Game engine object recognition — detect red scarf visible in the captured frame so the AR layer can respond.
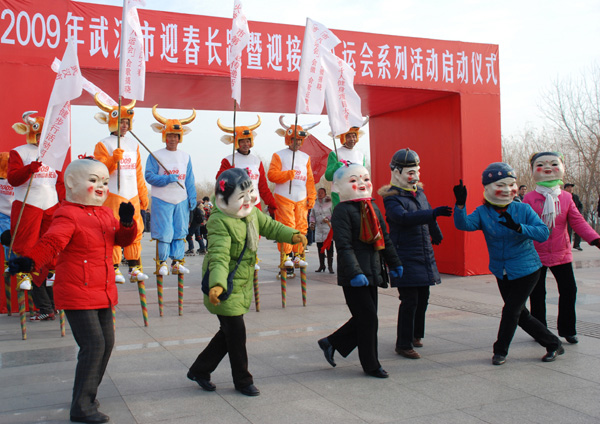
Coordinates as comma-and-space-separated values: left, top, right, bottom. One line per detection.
356, 199, 385, 251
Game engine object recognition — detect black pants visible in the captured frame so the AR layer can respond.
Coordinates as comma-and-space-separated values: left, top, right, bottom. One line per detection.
529, 263, 577, 337
31, 281, 54, 314
493, 270, 560, 356
396, 286, 430, 349
189, 314, 253, 388
327, 285, 380, 373
65, 308, 114, 418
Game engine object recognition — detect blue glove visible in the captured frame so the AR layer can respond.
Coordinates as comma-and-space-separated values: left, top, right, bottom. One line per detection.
167, 174, 179, 184
350, 274, 369, 287
389, 266, 403, 279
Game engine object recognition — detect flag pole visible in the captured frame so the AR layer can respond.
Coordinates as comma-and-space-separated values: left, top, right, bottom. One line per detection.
117, 96, 122, 194
232, 100, 237, 167
128, 130, 185, 190
289, 114, 299, 194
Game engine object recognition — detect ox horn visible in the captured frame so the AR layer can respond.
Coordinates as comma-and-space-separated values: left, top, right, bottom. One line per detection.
278, 115, 290, 130
123, 99, 136, 110
94, 93, 113, 112
179, 109, 196, 125
22, 111, 38, 125
152, 105, 167, 124
216, 118, 234, 134
302, 121, 321, 131
248, 115, 261, 131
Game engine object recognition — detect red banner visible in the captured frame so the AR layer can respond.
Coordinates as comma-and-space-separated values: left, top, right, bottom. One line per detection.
0, 0, 499, 95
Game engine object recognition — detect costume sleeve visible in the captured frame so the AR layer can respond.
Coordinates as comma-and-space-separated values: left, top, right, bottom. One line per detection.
55, 171, 65, 202
7, 150, 32, 187
519, 203, 550, 242
453, 205, 482, 232
144, 154, 171, 187
93, 141, 119, 174
216, 157, 233, 180
566, 197, 599, 243
185, 157, 196, 210
256, 208, 297, 243
115, 220, 138, 247
25, 212, 76, 270
267, 153, 295, 183
136, 147, 149, 210
324, 151, 341, 182
306, 158, 316, 210
257, 162, 277, 210
383, 192, 436, 226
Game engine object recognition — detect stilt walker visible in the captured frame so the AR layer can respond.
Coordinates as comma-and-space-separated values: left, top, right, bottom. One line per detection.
145, 106, 197, 318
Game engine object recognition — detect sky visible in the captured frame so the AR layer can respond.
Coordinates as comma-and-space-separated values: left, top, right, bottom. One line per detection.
72, 0, 600, 183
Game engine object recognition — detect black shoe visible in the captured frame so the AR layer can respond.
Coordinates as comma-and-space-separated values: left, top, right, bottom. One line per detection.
187, 371, 216, 391
315, 266, 325, 273
70, 411, 110, 423
236, 384, 260, 396
565, 335, 579, 344
318, 337, 336, 367
574, 246, 583, 251
542, 345, 565, 362
366, 367, 389, 378
492, 354, 506, 365
328, 268, 334, 274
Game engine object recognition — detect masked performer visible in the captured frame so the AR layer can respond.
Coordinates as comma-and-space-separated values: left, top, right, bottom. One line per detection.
9, 158, 137, 423
188, 168, 306, 396
378, 149, 452, 359
453, 162, 563, 365
524, 152, 600, 344
145, 106, 197, 276
267, 116, 318, 276
324, 118, 369, 207
93, 95, 149, 284
9, 111, 64, 320
317, 163, 402, 378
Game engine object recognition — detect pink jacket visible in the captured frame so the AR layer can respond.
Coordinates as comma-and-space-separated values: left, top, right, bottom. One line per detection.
523, 190, 599, 267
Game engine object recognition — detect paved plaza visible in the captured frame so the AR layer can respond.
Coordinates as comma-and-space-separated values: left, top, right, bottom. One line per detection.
2, 236, 600, 423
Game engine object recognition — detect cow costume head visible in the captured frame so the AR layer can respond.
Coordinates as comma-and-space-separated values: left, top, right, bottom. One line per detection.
275, 115, 320, 149
93, 93, 135, 133
12, 111, 44, 145
151, 105, 196, 143
217, 115, 261, 150
332, 116, 369, 148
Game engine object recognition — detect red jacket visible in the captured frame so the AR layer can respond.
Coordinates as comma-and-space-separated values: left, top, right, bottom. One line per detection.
26, 201, 137, 310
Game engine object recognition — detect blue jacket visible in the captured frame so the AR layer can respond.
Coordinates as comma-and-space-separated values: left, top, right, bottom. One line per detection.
379, 185, 441, 287
453, 201, 549, 280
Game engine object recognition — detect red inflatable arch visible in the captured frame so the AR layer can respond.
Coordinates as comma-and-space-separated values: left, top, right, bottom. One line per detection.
0, 0, 500, 312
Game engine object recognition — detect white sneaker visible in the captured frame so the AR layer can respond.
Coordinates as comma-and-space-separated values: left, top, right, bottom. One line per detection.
129, 266, 149, 282
171, 262, 190, 274
17, 273, 32, 290
115, 269, 126, 284
158, 262, 169, 276
254, 263, 261, 271
283, 256, 294, 267
293, 256, 308, 267
46, 273, 55, 287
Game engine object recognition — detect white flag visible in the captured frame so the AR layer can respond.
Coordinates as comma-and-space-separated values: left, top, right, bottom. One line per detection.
38, 39, 83, 171
52, 58, 117, 106
229, 0, 250, 105
295, 18, 341, 115
119, 0, 146, 100
321, 46, 364, 136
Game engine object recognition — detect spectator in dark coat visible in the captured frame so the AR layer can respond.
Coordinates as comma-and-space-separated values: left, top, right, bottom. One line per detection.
317, 163, 402, 378
564, 183, 583, 250
378, 149, 452, 359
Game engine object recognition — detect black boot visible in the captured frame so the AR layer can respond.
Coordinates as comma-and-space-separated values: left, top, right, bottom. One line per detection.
327, 256, 334, 274
315, 251, 326, 272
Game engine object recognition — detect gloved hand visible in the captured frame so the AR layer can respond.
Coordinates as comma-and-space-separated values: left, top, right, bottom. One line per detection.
291, 233, 308, 249
167, 174, 179, 184
113, 148, 124, 162
0, 229, 11, 246
350, 274, 369, 287
453, 179, 467, 206
433, 206, 453, 217
209, 286, 224, 305
8, 257, 34, 275
287, 170, 296, 181
29, 160, 42, 174
119, 202, 135, 226
591, 239, 600, 249
498, 211, 522, 233
389, 266, 403, 279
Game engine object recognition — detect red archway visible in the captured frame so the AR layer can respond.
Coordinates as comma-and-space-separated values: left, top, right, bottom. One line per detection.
0, 0, 500, 311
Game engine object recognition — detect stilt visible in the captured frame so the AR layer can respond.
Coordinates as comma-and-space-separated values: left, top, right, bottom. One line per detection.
59, 310, 65, 337
4, 268, 11, 316
137, 281, 149, 326
18, 289, 26, 340
177, 272, 184, 316
280, 252, 287, 308
154, 240, 164, 317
